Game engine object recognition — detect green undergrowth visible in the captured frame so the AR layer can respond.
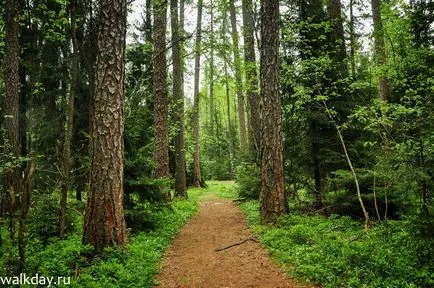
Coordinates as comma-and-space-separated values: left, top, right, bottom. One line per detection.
239, 200, 434, 288
0, 187, 203, 288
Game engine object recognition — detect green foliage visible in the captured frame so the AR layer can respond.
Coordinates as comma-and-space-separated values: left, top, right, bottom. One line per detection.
124, 177, 172, 232
0, 187, 202, 287
26, 194, 83, 243
73, 199, 198, 287
235, 163, 260, 199
240, 201, 434, 288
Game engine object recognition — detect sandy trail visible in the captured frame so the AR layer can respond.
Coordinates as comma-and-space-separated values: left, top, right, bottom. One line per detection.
155, 192, 309, 288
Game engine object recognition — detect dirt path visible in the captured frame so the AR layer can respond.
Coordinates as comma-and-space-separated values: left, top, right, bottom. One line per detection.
154, 191, 309, 288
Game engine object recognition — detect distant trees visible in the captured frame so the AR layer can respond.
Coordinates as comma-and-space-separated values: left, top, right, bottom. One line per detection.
83, 0, 127, 252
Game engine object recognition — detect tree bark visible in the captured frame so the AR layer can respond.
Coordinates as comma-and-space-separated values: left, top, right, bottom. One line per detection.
2, 0, 21, 240
259, 0, 288, 223
83, 0, 127, 252
327, 0, 347, 76
229, 0, 247, 150
171, 0, 187, 197
192, 0, 203, 187
242, 0, 260, 160
371, 0, 390, 101
209, 0, 215, 134
60, 0, 78, 239
153, 0, 170, 178
145, 0, 152, 43
224, 58, 234, 172
349, 0, 356, 78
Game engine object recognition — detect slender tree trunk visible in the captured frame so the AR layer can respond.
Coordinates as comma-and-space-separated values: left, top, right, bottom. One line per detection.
83, 0, 127, 252
171, 0, 187, 197
153, 0, 170, 178
145, 0, 152, 43
327, 0, 347, 76
192, 0, 203, 187
259, 0, 288, 223
2, 0, 21, 241
242, 0, 260, 160
60, 0, 78, 239
324, 101, 370, 230
229, 0, 247, 150
371, 0, 389, 101
209, 0, 215, 134
349, 0, 356, 78
224, 59, 234, 172
18, 161, 34, 272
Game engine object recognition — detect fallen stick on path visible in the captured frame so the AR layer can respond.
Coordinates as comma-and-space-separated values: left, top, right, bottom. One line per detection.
215, 237, 259, 252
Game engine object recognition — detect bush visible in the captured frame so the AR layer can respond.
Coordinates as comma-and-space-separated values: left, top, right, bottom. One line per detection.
235, 163, 260, 199
239, 200, 434, 288
26, 194, 82, 243
124, 177, 172, 206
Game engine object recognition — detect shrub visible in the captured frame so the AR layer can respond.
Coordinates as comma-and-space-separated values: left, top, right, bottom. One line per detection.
235, 163, 260, 199
26, 194, 82, 243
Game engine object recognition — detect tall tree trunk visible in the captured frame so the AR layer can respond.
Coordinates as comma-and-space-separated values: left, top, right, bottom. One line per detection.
145, 0, 152, 43
2, 0, 21, 240
83, 0, 127, 252
349, 0, 356, 78
259, 0, 288, 223
209, 0, 215, 134
371, 0, 389, 101
242, 0, 260, 160
171, 0, 187, 197
192, 0, 203, 187
60, 0, 78, 239
229, 0, 247, 150
153, 0, 170, 178
327, 0, 347, 76
224, 60, 234, 172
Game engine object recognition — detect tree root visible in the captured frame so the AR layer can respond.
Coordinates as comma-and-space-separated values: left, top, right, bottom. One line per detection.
215, 237, 259, 252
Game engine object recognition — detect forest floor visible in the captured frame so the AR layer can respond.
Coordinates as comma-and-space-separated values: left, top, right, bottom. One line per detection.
154, 184, 309, 288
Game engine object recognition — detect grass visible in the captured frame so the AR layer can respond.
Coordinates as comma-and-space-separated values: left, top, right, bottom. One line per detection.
238, 200, 434, 288
1, 186, 207, 288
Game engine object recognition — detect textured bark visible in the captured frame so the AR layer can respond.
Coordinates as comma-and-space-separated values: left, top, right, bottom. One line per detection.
327, 0, 347, 76
171, 0, 187, 197
192, 0, 203, 187
242, 0, 260, 160
371, 0, 390, 101
60, 0, 78, 239
229, 0, 247, 150
259, 0, 288, 223
153, 0, 170, 178
2, 0, 21, 236
83, 0, 127, 252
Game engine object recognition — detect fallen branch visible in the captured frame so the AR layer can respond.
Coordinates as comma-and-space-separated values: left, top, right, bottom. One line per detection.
215, 237, 259, 252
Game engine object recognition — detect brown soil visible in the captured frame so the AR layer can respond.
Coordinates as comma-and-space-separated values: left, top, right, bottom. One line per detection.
154, 194, 310, 288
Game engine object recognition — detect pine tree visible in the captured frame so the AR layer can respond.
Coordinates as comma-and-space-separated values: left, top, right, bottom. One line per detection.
83, 0, 127, 252
259, 0, 288, 223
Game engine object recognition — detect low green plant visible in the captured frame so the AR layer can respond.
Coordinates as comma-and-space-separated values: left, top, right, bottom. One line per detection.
239, 200, 434, 288
235, 163, 260, 199
26, 194, 82, 243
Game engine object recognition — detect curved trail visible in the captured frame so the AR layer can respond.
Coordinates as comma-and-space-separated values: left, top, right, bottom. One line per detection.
155, 191, 309, 288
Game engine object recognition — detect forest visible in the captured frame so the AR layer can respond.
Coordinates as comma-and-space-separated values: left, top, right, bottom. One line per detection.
0, 0, 433, 287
